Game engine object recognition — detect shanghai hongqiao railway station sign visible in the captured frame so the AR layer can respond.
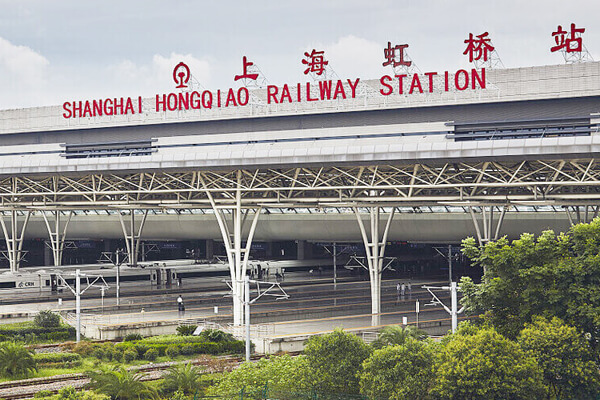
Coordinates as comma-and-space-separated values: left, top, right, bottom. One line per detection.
61, 24, 590, 119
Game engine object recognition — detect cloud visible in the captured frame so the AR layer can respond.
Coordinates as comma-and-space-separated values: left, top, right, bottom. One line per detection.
0, 37, 49, 108
107, 53, 212, 96
315, 35, 384, 79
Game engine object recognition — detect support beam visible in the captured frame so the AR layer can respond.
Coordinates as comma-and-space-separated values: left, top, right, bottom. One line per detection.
468, 205, 509, 246
118, 210, 149, 267
0, 210, 31, 273
42, 210, 73, 267
201, 172, 262, 326
565, 205, 600, 226
353, 206, 395, 326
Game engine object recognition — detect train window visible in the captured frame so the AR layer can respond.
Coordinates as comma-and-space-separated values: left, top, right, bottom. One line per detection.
45, 280, 50, 286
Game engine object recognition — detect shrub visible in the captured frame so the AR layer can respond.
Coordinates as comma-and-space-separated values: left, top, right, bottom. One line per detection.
161, 363, 203, 395
87, 367, 158, 399
34, 310, 61, 328
0, 342, 37, 377
180, 344, 194, 356
123, 349, 138, 363
144, 348, 159, 361
176, 325, 197, 336
34, 352, 82, 368
134, 344, 149, 359
199, 329, 235, 343
34, 390, 54, 398
72, 341, 98, 357
165, 345, 180, 358
124, 333, 143, 342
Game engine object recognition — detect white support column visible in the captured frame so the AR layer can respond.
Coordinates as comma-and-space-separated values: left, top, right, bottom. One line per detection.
0, 210, 31, 273
468, 205, 508, 246
75, 269, 81, 342
201, 172, 261, 326
354, 206, 395, 326
118, 210, 149, 267
42, 210, 73, 267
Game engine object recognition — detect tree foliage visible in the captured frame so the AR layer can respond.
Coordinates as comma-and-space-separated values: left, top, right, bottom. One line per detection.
461, 221, 600, 343
431, 326, 546, 400
206, 354, 310, 398
0, 341, 37, 377
304, 329, 372, 395
360, 338, 437, 400
34, 310, 61, 328
518, 317, 600, 399
160, 362, 203, 395
87, 366, 158, 400
370, 325, 427, 350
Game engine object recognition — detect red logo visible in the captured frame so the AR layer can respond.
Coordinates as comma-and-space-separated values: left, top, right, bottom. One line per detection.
173, 62, 191, 88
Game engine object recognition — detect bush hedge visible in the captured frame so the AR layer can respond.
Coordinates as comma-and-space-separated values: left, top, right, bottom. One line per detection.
34, 352, 82, 368
0, 322, 75, 342
114, 340, 244, 357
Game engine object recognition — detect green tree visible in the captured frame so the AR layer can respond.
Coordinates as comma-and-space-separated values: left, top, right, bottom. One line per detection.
34, 310, 61, 328
432, 326, 546, 400
206, 354, 309, 398
87, 366, 158, 400
304, 329, 371, 395
370, 325, 427, 349
461, 221, 600, 343
161, 362, 203, 395
518, 317, 600, 399
0, 341, 37, 377
55, 386, 110, 400
360, 337, 437, 400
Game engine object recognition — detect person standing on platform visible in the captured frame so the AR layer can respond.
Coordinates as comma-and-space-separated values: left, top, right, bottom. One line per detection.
177, 295, 185, 318
401, 282, 406, 298
407, 281, 412, 298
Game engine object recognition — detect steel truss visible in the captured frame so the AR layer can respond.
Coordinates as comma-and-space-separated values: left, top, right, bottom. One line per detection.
0, 160, 598, 208
2, 158, 600, 324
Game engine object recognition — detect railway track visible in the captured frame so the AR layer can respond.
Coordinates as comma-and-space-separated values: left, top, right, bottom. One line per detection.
0, 353, 257, 400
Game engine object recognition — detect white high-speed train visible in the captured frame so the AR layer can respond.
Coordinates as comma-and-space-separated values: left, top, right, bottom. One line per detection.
0, 258, 335, 293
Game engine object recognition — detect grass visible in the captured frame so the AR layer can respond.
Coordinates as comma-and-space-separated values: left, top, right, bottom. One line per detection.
0, 353, 222, 382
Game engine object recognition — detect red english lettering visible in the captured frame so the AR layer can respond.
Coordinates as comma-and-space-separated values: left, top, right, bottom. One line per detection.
347, 78, 360, 98
72, 101, 82, 118
114, 98, 124, 114
424, 72, 437, 93
455, 69, 469, 91
267, 85, 279, 104
104, 98, 114, 115
83, 101, 92, 117
395, 74, 407, 94
319, 80, 333, 100
379, 75, 393, 95
333, 80, 346, 100
125, 97, 135, 114
306, 82, 318, 101
409, 74, 423, 94
238, 87, 249, 106
178, 92, 190, 110
156, 94, 167, 112
167, 93, 178, 111
202, 91, 213, 109
93, 100, 103, 117
471, 68, 486, 89
225, 88, 237, 107
62, 102, 72, 119
280, 84, 292, 103
190, 91, 201, 109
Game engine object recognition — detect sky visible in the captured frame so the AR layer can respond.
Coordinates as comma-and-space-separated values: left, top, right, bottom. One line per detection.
0, 0, 599, 110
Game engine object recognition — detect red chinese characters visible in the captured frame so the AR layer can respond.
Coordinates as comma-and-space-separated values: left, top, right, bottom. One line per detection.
382, 42, 411, 67
463, 32, 495, 62
302, 50, 329, 75
551, 23, 585, 53
234, 56, 259, 81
